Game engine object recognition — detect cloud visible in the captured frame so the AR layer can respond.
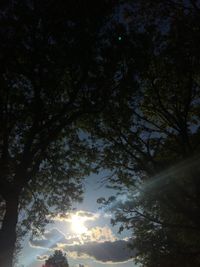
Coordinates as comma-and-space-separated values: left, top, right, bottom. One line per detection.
30, 228, 66, 249
30, 224, 117, 249
58, 235, 81, 246
30, 226, 135, 263
85, 226, 116, 242
29, 226, 90, 249
66, 239, 135, 263
30, 238, 52, 249
52, 210, 99, 222
44, 228, 66, 241
76, 211, 99, 220
36, 255, 48, 261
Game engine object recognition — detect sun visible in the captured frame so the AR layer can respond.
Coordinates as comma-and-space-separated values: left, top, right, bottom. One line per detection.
70, 215, 88, 235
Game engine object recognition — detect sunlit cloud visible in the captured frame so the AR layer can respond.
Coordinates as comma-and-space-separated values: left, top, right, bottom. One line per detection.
52, 210, 99, 223
70, 214, 89, 235
36, 255, 48, 261
31, 226, 117, 250
52, 210, 101, 238
86, 226, 116, 242
76, 211, 100, 220
29, 214, 134, 264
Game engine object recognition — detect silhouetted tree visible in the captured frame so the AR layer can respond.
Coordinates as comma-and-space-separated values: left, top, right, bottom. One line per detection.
95, 1, 200, 266
0, 0, 120, 266
42, 250, 69, 267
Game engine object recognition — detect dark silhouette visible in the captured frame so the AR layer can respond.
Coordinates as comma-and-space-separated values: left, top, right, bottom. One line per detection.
1, 0, 200, 267
0, 1, 118, 266
42, 250, 69, 267
95, 1, 200, 266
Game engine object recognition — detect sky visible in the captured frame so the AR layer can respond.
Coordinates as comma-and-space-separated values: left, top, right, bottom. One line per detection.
18, 172, 137, 267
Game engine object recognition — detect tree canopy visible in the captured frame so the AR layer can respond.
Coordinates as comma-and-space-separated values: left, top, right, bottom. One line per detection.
42, 250, 69, 267
95, 1, 200, 266
1, 1, 200, 267
0, 1, 120, 266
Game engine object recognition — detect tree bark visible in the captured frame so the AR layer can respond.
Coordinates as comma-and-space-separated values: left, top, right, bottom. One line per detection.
0, 196, 19, 267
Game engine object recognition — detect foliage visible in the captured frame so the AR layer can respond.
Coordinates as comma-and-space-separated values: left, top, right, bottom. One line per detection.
95, 1, 200, 266
0, 0, 120, 266
42, 250, 69, 267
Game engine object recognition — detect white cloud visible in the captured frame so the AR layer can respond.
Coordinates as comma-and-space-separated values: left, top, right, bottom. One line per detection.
52, 210, 99, 222
85, 226, 116, 242
36, 255, 48, 261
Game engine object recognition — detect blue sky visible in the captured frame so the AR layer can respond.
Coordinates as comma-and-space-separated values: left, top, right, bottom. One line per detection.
18, 173, 137, 267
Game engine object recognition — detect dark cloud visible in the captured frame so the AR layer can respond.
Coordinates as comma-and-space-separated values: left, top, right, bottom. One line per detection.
30, 227, 136, 263
66, 239, 136, 263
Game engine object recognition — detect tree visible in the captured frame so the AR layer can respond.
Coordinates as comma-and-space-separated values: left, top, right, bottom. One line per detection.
94, 1, 200, 266
0, 1, 120, 266
42, 250, 69, 267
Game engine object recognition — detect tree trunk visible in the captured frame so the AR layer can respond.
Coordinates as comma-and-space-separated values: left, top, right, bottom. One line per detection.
0, 196, 19, 267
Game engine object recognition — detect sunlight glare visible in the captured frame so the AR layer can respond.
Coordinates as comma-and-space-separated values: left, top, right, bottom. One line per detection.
71, 215, 88, 235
